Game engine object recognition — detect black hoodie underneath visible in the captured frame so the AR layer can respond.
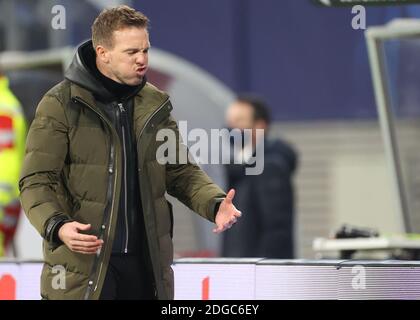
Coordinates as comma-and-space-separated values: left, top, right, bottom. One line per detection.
64, 40, 147, 255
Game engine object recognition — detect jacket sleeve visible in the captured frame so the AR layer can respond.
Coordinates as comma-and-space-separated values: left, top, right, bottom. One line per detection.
19, 95, 73, 247
164, 116, 226, 223
254, 155, 296, 258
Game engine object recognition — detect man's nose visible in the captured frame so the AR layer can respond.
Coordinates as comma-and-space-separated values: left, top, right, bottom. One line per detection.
136, 54, 147, 65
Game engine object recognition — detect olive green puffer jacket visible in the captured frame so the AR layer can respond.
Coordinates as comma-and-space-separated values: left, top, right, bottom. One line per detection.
19, 79, 226, 300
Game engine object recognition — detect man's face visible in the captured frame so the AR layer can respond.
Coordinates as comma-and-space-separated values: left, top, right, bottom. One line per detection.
98, 27, 150, 86
226, 101, 255, 131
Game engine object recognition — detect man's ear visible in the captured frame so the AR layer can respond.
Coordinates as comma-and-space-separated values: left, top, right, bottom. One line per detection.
96, 45, 109, 63
254, 119, 268, 130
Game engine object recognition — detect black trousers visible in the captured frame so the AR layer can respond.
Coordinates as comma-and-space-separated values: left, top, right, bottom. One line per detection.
99, 254, 155, 300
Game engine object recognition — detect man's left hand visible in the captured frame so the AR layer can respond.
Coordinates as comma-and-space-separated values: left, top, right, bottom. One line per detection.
213, 189, 242, 233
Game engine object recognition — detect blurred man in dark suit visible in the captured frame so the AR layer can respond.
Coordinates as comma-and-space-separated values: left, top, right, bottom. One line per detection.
222, 95, 298, 258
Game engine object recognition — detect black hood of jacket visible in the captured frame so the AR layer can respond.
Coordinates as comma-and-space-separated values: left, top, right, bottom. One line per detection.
64, 40, 146, 102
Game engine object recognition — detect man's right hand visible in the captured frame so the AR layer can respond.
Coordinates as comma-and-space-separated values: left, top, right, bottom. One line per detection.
58, 222, 103, 254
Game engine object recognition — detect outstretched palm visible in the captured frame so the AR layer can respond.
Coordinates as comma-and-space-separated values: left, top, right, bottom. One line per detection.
213, 189, 242, 233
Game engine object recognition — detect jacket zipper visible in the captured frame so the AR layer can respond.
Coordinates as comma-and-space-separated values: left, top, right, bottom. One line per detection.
135, 97, 170, 299
73, 97, 117, 299
74, 96, 169, 299
117, 102, 129, 254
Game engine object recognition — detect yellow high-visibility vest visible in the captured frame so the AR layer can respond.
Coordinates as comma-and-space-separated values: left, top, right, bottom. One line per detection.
0, 76, 26, 256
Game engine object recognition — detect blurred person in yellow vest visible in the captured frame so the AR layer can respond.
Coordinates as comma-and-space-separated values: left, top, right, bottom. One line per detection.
0, 69, 26, 256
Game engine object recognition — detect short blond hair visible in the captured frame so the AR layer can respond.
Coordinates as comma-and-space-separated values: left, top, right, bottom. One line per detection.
92, 5, 149, 49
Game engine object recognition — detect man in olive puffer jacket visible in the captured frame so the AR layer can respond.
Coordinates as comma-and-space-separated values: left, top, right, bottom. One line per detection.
19, 5, 241, 300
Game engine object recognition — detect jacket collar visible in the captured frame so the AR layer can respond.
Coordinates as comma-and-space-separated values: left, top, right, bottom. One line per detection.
69, 81, 170, 126
0, 76, 9, 90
